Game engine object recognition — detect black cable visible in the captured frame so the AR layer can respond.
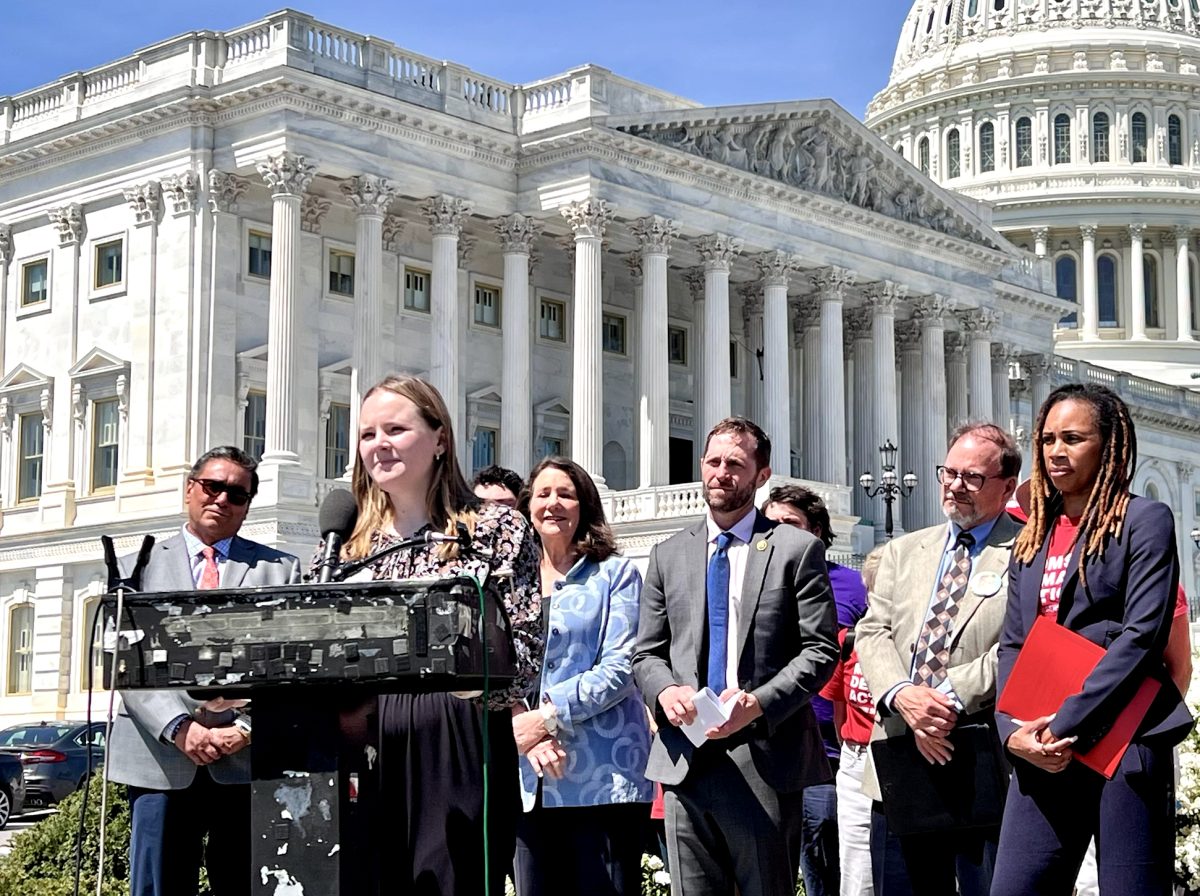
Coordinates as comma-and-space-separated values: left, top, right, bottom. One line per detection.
72, 592, 102, 896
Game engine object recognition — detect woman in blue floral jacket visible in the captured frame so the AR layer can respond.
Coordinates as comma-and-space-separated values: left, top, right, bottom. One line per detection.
512, 456, 653, 896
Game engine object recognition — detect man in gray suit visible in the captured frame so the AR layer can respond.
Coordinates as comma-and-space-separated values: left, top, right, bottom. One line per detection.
107, 446, 301, 896
855, 422, 1020, 896
634, 417, 839, 896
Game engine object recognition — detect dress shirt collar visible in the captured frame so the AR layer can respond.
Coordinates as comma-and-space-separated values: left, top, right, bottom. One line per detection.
705, 506, 758, 546
181, 525, 234, 562
942, 513, 1001, 556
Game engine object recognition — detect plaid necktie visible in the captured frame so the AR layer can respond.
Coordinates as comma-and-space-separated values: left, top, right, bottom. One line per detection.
198, 545, 220, 590
912, 531, 975, 689
705, 531, 734, 694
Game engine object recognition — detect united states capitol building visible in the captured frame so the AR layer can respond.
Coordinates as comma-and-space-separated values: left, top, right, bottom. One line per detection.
0, 4, 1195, 721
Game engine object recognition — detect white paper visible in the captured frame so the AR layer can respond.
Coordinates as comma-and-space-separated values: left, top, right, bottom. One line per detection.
681, 687, 738, 747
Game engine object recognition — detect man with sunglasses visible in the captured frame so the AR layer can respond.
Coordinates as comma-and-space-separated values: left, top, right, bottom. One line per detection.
108, 446, 302, 896
855, 423, 1020, 896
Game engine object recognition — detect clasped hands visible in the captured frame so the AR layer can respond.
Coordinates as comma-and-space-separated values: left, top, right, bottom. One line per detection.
894, 684, 958, 765
657, 684, 762, 739
173, 719, 248, 766
512, 707, 567, 779
1006, 713, 1076, 773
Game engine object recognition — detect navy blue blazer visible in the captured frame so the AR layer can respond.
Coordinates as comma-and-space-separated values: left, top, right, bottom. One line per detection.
997, 495, 1192, 755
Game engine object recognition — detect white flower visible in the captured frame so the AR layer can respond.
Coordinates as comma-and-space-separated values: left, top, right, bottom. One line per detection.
653, 870, 672, 886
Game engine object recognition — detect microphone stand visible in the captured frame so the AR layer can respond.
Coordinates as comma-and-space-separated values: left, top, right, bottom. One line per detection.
330, 524, 481, 582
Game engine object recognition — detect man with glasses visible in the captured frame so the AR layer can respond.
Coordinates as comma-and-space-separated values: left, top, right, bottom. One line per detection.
855, 423, 1020, 896
108, 446, 301, 896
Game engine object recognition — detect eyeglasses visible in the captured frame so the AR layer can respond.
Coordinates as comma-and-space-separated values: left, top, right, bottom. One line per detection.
189, 478, 253, 506
935, 465, 998, 493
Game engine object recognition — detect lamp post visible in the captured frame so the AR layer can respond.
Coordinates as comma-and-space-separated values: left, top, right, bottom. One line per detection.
859, 439, 918, 540
1192, 527, 1200, 549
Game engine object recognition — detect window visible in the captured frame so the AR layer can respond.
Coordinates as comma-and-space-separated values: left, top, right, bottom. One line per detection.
539, 437, 563, 459
1169, 115, 1183, 166
324, 402, 350, 479
472, 427, 497, 474
1092, 112, 1110, 162
1015, 117, 1033, 168
918, 137, 930, 175
248, 230, 272, 278
7, 604, 33, 695
968, 0, 978, 14
1054, 114, 1071, 165
243, 391, 266, 461
1097, 255, 1119, 327
1132, 112, 1148, 163
946, 128, 961, 179
1144, 254, 1160, 329
980, 122, 995, 172
18, 412, 43, 502
729, 341, 739, 379
539, 298, 566, 342
91, 398, 120, 491
994, 0, 1006, 9
328, 249, 355, 297
1055, 256, 1078, 326
474, 285, 501, 328
404, 268, 431, 312
94, 239, 123, 289
80, 597, 106, 691
668, 326, 688, 365
602, 313, 626, 354
21, 259, 48, 307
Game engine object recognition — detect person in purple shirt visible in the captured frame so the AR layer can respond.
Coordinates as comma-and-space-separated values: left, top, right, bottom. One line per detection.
763, 485, 866, 896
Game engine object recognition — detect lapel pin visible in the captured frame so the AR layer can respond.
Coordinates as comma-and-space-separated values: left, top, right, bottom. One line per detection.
970, 570, 1003, 597
756, 539, 768, 552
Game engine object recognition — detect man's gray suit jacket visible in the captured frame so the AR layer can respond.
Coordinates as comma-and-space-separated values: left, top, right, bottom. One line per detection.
106, 533, 302, 791
633, 510, 839, 794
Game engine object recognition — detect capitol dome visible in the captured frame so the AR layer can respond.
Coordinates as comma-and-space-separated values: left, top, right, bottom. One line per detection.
869, 0, 1200, 387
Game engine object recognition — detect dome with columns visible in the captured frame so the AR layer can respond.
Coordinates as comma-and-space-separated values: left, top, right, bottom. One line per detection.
871, 0, 1200, 388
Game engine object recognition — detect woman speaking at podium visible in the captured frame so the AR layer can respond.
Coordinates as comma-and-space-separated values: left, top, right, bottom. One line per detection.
991, 383, 1192, 896
321, 375, 542, 895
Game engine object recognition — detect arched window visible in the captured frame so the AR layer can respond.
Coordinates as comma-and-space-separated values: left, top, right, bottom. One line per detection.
979, 122, 995, 172
1098, 255, 1119, 327
918, 136, 930, 175
994, 0, 1006, 9
80, 596, 107, 691
926, 7, 936, 32
6, 604, 33, 695
1055, 255, 1078, 326
1169, 114, 1183, 166
896, 143, 905, 159
1092, 112, 1110, 162
1016, 117, 1033, 167
1146, 482, 1161, 502
1144, 254, 1161, 329
1054, 113, 1071, 164
946, 128, 961, 178
968, 0, 979, 13
944, 1, 954, 25
1132, 112, 1148, 163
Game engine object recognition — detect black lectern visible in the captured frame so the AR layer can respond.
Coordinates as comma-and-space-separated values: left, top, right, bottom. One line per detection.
102, 578, 517, 895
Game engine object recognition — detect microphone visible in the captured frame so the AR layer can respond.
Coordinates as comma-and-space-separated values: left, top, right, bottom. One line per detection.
317, 489, 358, 583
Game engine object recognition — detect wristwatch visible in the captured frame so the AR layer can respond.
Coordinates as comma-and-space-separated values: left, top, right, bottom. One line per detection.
232, 714, 252, 743
539, 699, 559, 736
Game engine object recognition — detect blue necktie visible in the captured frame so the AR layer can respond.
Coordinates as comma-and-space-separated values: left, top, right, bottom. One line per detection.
706, 531, 734, 694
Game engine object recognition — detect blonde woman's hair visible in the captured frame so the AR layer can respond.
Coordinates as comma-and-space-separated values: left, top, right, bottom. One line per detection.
343, 375, 478, 560
860, 545, 886, 593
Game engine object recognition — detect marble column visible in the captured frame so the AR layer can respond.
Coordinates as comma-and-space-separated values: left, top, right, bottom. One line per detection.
740, 285, 765, 426
256, 153, 315, 464
1027, 353, 1055, 421
798, 301, 823, 482
1033, 226, 1049, 258
118, 186, 158, 482
1176, 225, 1194, 341
344, 176, 396, 461
813, 267, 852, 486
945, 332, 969, 431
846, 307, 874, 519
1129, 224, 1147, 340
424, 195, 472, 437
864, 282, 903, 487
992, 345, 1015, 433
684, 268, 707, 468
960, 309, 998, 422
914, 296, 950, 524
756, 252, 798, 472
497, 213, 539, 472
631, 216, 677, 488
0, 224, 9, 380
562, 199, 613, 482
897, 320, 925, 531
696, 235, 742, 436
1080, 225, 1099, 340
789, 308, 804, 476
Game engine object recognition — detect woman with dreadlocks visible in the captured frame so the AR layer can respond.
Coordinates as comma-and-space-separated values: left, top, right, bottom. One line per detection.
989, 383, 1193, 896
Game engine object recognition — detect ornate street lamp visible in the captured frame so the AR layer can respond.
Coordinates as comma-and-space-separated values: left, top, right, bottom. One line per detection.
1192, 526, 1200, 549
859, 439, 918, 540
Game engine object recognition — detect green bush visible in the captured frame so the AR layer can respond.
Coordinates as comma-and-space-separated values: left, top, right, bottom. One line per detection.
0, 775, 131, 896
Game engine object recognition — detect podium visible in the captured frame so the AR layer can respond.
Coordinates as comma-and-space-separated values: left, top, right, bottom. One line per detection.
102, 577, 517, 895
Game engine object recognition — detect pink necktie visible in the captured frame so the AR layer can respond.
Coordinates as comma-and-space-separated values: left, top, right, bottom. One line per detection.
198, 545, 219, 590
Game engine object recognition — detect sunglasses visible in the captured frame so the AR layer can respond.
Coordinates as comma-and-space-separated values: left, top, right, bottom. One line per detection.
189, 478, 253, 506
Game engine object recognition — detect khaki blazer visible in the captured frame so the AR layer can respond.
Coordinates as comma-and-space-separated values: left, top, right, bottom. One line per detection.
855, 513, 1019, 801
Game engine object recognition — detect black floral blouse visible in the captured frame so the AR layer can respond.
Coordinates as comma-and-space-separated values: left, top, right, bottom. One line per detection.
308, 500, 543, 709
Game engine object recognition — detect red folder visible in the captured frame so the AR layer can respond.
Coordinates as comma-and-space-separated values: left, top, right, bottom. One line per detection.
997, 614, 1160, 779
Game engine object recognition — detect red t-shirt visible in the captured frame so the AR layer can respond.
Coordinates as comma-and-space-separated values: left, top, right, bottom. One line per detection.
1039, 515, 1080, 617
820, 629, 876, 746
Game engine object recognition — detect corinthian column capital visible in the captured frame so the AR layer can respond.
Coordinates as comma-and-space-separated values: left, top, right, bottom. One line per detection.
256, 152, 316, 198
495, 213, 540, 254
561, 199, 613, 240
424, 194, 472, 236
755, 251, 799, 288
342, 175, 397, 216
631, 215, 679, 255
697, 234, 743, 273
811, 266, 853, 299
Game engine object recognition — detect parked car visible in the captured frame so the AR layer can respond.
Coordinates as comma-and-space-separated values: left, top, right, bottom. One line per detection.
0, 750, 25, 828
0, 721, 105, 808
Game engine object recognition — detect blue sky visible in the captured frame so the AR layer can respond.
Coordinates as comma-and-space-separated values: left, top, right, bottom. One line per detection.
0, 2, 911, 120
